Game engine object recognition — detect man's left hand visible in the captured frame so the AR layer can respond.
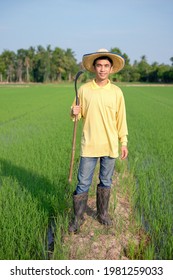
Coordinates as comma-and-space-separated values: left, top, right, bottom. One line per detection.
121, 146, 128, 160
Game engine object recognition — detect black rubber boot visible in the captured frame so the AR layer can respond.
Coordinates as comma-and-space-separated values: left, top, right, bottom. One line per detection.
68, 191, 88, 233
96, 186, 112, 226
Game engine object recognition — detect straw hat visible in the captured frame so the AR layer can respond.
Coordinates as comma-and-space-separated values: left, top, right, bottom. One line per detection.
82, 48, 125, 73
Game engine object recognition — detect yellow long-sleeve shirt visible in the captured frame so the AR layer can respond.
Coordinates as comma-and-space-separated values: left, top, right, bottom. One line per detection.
71, 79, 128, 158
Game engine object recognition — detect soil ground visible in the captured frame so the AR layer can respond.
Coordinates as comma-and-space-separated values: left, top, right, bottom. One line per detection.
63, 170, 149, 260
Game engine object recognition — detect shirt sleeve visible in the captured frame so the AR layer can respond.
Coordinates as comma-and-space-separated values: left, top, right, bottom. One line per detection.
116, 90, 128, 146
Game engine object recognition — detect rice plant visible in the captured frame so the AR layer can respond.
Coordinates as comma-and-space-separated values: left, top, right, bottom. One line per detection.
0, 84, 172, 259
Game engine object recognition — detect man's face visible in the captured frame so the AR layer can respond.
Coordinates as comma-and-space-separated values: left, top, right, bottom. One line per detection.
94, 59, 113, 81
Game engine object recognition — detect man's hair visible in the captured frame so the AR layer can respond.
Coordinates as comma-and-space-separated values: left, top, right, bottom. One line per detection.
93, 56, 113, 67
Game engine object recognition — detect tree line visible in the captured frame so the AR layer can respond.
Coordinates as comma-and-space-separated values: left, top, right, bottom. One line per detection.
0, 45, 173, 83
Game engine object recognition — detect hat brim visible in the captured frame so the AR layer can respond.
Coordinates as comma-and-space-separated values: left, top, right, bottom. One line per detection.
82, 51, 125, 73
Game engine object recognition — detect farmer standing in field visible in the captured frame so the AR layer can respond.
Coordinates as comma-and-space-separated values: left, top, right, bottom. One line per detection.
69, 49, 128, 233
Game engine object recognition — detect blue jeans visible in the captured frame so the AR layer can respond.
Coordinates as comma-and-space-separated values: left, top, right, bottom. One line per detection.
76, 156, 116, 194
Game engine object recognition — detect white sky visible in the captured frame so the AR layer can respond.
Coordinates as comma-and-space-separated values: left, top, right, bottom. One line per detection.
0, 0, 173, 65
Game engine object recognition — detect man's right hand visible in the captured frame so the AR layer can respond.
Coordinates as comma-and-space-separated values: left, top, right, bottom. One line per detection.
72, 105, 81, 116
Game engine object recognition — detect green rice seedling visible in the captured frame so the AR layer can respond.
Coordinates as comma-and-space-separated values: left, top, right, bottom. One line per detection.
0, 84, 77, 259
122, 85, 173, 259
0, 177, 48, 259
0, 84, 172, 260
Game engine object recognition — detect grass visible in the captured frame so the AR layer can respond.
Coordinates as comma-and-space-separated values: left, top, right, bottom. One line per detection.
122, 85, 173, 259
0, 84, 76, 259
0, 83, 172, 259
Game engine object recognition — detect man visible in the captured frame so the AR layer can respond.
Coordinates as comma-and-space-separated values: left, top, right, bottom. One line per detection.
69, 48, 128, 233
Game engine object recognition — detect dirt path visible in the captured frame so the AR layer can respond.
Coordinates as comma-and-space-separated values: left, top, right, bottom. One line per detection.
64, 171, 148, 260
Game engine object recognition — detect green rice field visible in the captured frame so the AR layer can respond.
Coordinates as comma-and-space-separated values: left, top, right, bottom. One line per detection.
0, 83, 172, 260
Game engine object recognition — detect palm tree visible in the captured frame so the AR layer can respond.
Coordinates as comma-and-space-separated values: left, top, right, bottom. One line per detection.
43, 45, 52, 83
137, 55, 150, 82
1, 50, 16, 82
52, 47, 66, 82
65, 48, 77, 81
17, 49, 29, 82
27, 46, 35, 82
24, 56, 30, 83
0, 55, 5, 82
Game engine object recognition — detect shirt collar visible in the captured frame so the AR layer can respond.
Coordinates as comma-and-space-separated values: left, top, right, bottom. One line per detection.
92, 79, 111, 89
